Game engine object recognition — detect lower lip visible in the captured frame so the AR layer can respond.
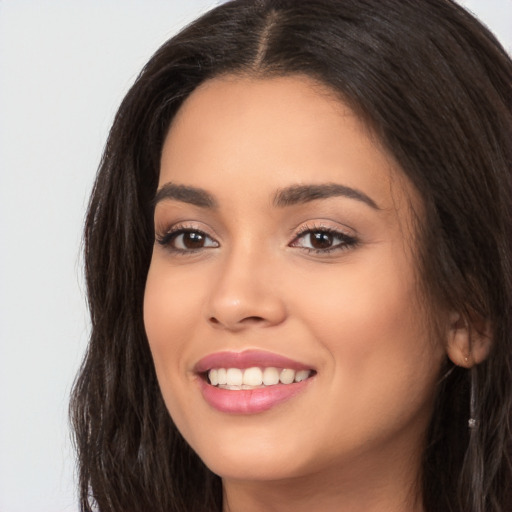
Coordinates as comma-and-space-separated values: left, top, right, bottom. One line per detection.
198, 378, 312, 414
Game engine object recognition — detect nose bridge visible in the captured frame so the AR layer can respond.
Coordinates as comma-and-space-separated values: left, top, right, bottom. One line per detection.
206, 239, 286, 330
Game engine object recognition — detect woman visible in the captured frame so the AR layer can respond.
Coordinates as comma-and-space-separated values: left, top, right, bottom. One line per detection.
70, 0, 512, 511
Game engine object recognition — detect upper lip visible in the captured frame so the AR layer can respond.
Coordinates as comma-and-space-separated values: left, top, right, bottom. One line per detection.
194, 349, 314, 373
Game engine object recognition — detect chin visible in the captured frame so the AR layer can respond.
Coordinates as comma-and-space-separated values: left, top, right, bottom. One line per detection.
187, 428, 313, 482
205, 454, 305, 482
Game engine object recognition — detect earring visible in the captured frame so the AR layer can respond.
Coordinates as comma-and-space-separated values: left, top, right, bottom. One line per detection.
468, 366, 477, 430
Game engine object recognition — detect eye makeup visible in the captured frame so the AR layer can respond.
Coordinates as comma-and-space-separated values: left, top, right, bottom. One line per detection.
155, 219, 360, 258
156, 223, 219, 254
289, 223, 359, 255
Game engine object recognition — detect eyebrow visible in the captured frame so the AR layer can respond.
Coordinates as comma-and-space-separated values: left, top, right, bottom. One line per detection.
154, 181, 379, 210
273, 183, 380, 209
154, 183, 218, 209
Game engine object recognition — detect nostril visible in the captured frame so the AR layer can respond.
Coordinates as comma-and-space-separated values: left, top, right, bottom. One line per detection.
208, 315, 266, 328
242, 316, 266, 324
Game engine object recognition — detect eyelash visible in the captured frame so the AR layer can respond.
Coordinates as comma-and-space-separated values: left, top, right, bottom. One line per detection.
155, 224, 358, 255
289, 224, 358, 254
156, 224, 218, 254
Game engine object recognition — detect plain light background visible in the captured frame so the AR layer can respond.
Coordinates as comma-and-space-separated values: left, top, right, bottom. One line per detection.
0, 1, 510, 511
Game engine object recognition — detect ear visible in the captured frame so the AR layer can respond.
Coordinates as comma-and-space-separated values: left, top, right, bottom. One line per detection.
445, 311, 492, 368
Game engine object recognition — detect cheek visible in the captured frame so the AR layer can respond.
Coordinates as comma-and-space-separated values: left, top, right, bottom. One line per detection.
144, 254, 206, 336
294, 253, 443, 410
143, 260, 200, 384
297, 255, 417, 341
143, 261, 202, 431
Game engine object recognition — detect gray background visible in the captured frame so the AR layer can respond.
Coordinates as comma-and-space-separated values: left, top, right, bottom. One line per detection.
0, 1, 510, 510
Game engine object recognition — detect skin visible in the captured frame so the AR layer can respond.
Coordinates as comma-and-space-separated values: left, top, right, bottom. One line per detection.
144, 75, 450, 512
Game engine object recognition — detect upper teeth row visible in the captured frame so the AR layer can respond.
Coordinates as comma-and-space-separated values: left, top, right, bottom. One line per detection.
208, 367, 311, 387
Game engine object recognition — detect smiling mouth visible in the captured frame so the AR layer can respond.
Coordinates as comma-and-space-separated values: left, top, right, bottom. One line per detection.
206, 367, 315, 390
196, 351, 316, 413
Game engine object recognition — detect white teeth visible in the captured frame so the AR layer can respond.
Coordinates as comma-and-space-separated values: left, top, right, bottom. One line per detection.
262, 367, 280, 385
226, 368, 243, 386
207, 367, 312, 387
279, 368, 295, 384
209, 368, 219, 386
242, 367, 263, 386
295, 370, 310, 382
217, 368, 227, 385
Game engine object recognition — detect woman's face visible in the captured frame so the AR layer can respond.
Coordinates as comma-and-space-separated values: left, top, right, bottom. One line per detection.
144, 75, 447, 484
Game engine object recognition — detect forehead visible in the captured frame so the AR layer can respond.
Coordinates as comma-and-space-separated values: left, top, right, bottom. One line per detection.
160, 74, 418, 215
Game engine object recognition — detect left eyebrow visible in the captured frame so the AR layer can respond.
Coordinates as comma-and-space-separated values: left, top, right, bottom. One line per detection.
153, 182, 218, 209
273, 183, 380, 210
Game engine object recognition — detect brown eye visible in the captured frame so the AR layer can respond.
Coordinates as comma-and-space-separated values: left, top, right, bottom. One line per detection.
290, 228, 357, 254
158, 229, 219, 252
181, 231, 207, 249
309, 232, 334, 249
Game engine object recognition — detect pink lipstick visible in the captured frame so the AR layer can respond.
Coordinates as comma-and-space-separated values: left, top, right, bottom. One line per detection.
194, 349, 312, 373
195, 350, 315, 414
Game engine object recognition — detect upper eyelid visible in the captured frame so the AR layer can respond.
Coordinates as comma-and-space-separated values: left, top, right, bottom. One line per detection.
291, 220, 357, 238
291, 226, 357, 244
155, 221, 220, 239
155, 227, 220, 253
295, 225, 346, 236
154, 220, 357, 244
157, 225, 213, 238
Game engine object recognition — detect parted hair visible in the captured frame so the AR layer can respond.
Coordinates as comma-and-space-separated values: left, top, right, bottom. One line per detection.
70, 1, 512, 510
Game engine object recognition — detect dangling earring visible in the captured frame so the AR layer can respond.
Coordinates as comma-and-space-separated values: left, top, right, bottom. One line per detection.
468, 366, 478, 429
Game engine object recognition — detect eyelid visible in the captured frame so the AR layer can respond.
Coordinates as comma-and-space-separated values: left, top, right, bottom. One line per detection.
289, 222, 359, 254
155, 219, 219, 240
154, 219, 358, 256
155, 222, 220, 253
290, 220, 357, 240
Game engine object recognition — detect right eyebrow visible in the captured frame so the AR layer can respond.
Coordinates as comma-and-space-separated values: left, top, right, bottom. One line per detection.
273, 183, 380, 210
153, 182, 218, 209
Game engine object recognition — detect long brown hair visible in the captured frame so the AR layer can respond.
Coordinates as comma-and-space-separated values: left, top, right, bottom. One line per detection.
70, 1, 512, 510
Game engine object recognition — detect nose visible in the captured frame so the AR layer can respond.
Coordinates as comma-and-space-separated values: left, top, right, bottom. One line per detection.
205, 247, 287, 331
